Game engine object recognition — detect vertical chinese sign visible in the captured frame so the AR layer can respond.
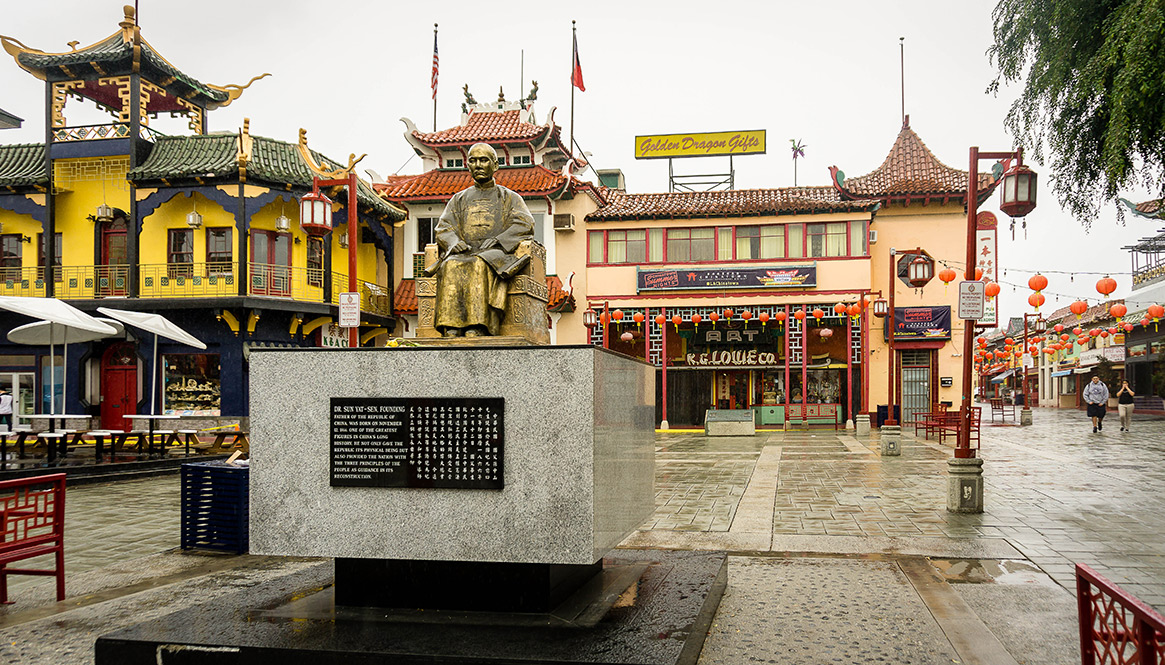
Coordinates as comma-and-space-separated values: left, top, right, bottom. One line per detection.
975, 211, 998, 329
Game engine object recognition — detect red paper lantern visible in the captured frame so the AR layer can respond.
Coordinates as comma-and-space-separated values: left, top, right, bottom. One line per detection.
655, 314, 666, 327
1028, 345, 1038, 354
758, 312, 770, 323
1005, 337, 1015, 346
811, 308, 825, 320
612, 310, 624, 322
975, 267, 984, 280
709, 312, 720, 324
977, 337, 986, 345
1028, 273, 1048, 292
846, 304, 861, 318
1028, 293, 1045, 310
741, 311, 753, 321
1053, 323, 1064, 333
1060, 334, 1070, 342
691, 314, 702, 326
671, 315, 682, 328
794, 310, 806, 321
834, 303, 848, 315
1070, 301, 1088, 318
632, 312, 644, 326
938, 268, 957, 285
599, 312, 609, 326
1096, 276, 1117, 297
722, 309, 733, 320
1072, 327, 1083, 336
1089, 328, 1100, 337
985, 282, 1001, 299
1100, 330, 1109, 338
1123, 323, 1135, 332
1149, 304, 1165, 320
1109, 303, 1127, 320
773, 311, 787, 324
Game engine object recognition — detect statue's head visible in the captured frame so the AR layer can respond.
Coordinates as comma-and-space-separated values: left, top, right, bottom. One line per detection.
467, 143, 499, 185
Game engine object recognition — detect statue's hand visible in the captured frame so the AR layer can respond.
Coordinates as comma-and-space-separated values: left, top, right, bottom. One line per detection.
479, 237, 500, 250
450, 241, 471, 254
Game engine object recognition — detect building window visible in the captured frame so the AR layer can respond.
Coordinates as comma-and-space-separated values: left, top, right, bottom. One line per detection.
666, 228, 714, 262
168, 229, 193, 277
648, 228, 663, 261
512, 154, 531, 165
608, 230, 646, 263
307, 237, 324, 287
0, 234, 21, 281
496, 156, 506, 166
163, 354, 221, 415
445, 157, 464, 168
849, 220, 867, 256
206, 228, 232, 275
37, 232, 62, 283
588, 230, 604, 263
417, 217, 436, 253
787, 224, 805, 258
717, 227, 733, 260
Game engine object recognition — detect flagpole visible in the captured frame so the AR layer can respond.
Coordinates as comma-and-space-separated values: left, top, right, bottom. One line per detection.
433, 23, 439, 132
570, 20, 576, 158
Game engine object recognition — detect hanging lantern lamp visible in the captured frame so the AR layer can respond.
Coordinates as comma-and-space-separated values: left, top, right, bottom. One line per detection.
1070, 301, 1088, 319
1109, 303, 1127, 321
872, 298, 889, 318
906, 255, 935, 288
1096, 276, 1117, 298
299, 188, 333, 236
999, 162, 1038, 218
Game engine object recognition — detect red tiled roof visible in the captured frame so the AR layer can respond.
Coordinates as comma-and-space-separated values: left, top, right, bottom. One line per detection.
585, 187, 879, 222
547, 274, 575, 313
1136, 198, 1162, 217
394, 276, 573, 316
411, 109, 548, 145
394, 278, 417, 315
831, 123, 995, 203
1048, 299, 1125, 326
375, 166, 568, 202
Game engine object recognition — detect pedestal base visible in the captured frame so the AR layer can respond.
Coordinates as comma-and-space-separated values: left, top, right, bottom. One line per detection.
947, 457, 984, 513
1020, 407, 1032, 426
855, 414, 871, 436
880, 424, 901, 456
95, 550, 728, 665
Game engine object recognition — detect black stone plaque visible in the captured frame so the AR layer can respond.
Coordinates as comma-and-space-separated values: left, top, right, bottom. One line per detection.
330, 397, 503, 489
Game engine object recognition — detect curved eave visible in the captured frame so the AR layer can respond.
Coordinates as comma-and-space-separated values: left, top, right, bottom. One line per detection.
408, 129, 550, 151
585, 201, 881, 223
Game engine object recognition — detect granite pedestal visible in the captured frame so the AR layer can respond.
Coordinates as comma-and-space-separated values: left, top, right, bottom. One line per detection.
704, 409, 755, 436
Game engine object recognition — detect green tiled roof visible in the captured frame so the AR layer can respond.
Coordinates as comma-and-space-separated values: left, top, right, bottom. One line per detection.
0, 143, 47, 188
129, 134, 403, 220
18, 34, 230, 106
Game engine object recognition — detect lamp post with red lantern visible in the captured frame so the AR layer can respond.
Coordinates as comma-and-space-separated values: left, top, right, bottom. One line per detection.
878, 248, 934, 431
297, 133, 365, 348
953, 147, 1038, 514
1021, 312, 1046, 424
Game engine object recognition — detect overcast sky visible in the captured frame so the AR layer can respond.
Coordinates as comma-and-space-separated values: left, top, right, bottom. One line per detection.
1, 0, 1158, 323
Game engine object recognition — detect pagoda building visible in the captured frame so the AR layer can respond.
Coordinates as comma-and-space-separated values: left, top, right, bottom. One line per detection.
581, 117, 1003, 429
378, 92, 605, 343
0, 6, 403, 427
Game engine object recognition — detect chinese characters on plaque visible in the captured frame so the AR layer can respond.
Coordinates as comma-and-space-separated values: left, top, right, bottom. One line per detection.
330, 397, 503, 489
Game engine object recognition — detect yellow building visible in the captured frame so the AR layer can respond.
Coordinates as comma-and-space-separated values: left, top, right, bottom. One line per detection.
0, 7, 403, 427
582, 119, 998, 428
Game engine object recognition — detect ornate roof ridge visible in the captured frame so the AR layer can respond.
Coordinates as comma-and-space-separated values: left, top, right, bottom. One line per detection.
586, 187, 880, 222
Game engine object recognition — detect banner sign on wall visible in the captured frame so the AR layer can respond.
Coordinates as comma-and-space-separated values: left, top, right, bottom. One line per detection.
975, 211, 998, 328
638, 264, 816, 291
885, 306, 952, 341
634, 130, 766, 160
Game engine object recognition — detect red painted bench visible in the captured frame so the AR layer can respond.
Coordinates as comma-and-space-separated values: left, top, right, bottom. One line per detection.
0, 473, 65, 604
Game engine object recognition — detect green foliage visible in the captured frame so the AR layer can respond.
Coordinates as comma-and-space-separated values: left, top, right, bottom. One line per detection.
988, 0, 1165, 227
1095, 357, 1122, 393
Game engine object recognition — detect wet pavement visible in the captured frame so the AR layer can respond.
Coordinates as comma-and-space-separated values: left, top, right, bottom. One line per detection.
0, 405, 1160, 664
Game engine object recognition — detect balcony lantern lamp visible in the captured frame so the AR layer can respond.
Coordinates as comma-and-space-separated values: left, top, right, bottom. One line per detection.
906, 254, 935, 289
1034, 317, 1047, 334
185, 199, 203, 229
999, 163, 1038, 218
275, 214, 291, 232
871, 297, 889, 318
95, 204, 114, 223
338, 232, 349, 249
582, 308, 598, 330
299, 189, 333, 237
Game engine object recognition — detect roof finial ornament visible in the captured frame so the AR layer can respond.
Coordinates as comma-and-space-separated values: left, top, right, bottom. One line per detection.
461, 84, 476, 114
297, 128, 366, 179
67, 41, 79, 51
903, 114, 910, 130
498, 86, 505, 102
119, 5, 136, 30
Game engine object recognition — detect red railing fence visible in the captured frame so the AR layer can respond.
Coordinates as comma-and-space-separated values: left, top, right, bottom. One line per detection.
1078, 563, 1165, 664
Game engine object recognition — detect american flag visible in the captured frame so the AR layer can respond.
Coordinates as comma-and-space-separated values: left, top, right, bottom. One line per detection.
431, 30, 439, 100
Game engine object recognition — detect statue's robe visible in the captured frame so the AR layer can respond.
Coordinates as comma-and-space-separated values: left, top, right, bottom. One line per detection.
433, 183, 534, 335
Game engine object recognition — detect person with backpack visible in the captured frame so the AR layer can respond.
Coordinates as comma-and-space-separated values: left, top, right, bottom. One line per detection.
1083, 375, 1110, 433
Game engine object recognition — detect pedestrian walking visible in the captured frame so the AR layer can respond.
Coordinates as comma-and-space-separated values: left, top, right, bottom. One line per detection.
0, 387, 11, 431
1083, 375, 1110, 433
1117, 380, 1135, 431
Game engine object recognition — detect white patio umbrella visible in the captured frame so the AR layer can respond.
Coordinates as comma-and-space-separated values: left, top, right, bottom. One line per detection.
8, 317, 125, 416
96, 308, 206, 415
0, 296, 117, 415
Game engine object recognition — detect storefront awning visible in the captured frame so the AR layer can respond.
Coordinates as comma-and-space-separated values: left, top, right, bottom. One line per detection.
991, 369, 1015, 383
1051, 369, 1073, 377
1074, 367, 1092, 374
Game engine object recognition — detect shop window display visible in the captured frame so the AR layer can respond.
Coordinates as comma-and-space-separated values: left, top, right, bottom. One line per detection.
164, 354, 221, 415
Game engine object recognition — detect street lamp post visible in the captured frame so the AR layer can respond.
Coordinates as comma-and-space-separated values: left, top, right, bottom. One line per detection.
1021, 313, 1046, 425
953, 147, 1038, 513
883, 248, 934, 427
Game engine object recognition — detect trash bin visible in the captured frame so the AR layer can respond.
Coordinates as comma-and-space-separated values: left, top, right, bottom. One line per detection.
181, 461, 249, 554
1014, 392, 1025, 406
875, 405, 901, 427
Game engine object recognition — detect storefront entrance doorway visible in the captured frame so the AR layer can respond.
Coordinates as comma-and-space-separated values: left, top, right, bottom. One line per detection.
101, 342, 137, 431
900, 349, 932, 426
716, 371, 750, 410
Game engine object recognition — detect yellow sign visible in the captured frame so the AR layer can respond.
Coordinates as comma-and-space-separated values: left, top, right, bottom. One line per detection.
634, 130, 766, 160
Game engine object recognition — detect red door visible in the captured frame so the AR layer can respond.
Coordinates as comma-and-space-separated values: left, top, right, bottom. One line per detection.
101, 343, 137, 431
250, 230, 291, 297
99, 219, 129, 296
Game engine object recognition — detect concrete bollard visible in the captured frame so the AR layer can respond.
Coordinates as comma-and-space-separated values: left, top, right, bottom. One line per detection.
845, 419, 855, 430
855, 414, 871, 436
947, 456, 984, 513
1020, 407, 1032, 426
880, 424, 901, 456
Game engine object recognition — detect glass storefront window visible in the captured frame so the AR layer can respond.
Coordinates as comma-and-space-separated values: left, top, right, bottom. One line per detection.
163, 354, 221, 415
756, 370, 784, 404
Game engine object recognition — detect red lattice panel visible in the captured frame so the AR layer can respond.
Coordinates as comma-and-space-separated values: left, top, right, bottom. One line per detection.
0, 474, 66, 603
1078, 563, 1165, 665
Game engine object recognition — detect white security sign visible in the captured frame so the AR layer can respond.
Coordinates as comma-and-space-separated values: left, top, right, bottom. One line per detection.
958, 280, 985, 320
338, 292, 361, 328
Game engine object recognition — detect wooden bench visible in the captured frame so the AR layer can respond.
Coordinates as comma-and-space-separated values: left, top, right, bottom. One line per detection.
989, 397, 1016, 422
210, 430, 249, 453
912, 406, 956, 439
934, 407, 982, 448
0, 473, 66, 604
